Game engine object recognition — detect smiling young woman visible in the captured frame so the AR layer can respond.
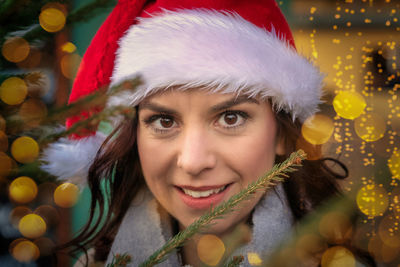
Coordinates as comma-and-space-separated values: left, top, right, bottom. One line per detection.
40, 0, 375, 266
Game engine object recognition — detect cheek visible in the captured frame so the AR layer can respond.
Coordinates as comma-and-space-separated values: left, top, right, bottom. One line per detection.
228, 126, 277, 183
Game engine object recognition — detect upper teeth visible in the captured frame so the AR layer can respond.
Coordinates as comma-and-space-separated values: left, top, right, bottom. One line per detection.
182, 186, 225, 198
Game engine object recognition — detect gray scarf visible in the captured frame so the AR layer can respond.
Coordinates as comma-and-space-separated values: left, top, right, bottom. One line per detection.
105, 184, 293, 266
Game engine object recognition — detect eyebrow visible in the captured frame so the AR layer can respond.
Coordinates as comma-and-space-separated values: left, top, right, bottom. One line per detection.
139, 95, 259, 115
210, 95, 259, 113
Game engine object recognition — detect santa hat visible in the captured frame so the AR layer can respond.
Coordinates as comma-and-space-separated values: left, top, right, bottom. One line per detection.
41, 0, 323, 182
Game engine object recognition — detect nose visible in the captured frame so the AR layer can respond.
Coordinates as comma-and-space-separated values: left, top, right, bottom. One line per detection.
176, 127, 217, 176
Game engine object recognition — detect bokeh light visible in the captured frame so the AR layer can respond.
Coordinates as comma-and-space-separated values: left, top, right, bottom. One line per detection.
356, 184, 389, 217
18, 98, 48, 128
9, 176, 38, 204
321, 246, 355, 267
61, 42, 77, 53
295, 234, 327, 264
301, 114, 334, 145
54, 183, 79, 208
378, 215, 400, 248
11, 239, 40, 263
247, 252, 262, 266
197, 234, 225, 266
368, 235, 399, 263
0, 130, 8, 152
319, 212, 352, 244
39, 7, 66, 33
0, 115, 5, 132
1, 37, 30, 63
17, 48, 42, 69
0, 152, 12, 177
18, 214, 46, 239
11, 136, 39, 163
34, 205, 60, 228
388, 148, 400, 180
37, 182, 57, 204
0, 77, 28, 105
391, 187, 400, 217
333, 91, 366, 120
354, 113, 386, 142
34, 237, 55, 257
60, 53, 81, 79
9, 206, 32, 229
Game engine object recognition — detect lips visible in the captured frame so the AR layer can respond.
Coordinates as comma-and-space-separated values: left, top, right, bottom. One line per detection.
176, 183, 232, 210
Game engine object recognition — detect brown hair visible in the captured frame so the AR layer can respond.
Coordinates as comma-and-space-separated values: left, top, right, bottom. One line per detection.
60, 108, 374, 265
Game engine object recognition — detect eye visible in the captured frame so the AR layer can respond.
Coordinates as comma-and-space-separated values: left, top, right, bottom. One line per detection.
144, 114, 177, 133
217, 111, 248, 129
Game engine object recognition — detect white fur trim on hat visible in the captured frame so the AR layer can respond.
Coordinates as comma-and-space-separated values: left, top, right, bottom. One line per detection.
109, 9, 323, 122
40, 132, 107, 184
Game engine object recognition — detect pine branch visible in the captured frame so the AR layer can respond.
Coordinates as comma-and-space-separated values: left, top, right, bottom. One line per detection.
222, 256, 244, 267
138, 150, 307, 267
106, 253, 132, 267
5, 77, 141, 135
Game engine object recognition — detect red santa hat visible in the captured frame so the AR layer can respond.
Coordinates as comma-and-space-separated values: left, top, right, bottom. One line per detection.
41, 0, 323, 181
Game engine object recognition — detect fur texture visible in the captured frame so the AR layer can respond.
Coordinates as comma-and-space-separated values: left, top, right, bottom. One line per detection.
40, 132, 107, 183
110, 9, 323, 122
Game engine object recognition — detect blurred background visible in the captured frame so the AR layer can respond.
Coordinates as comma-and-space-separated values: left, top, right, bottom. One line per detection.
1, 0, 400, 266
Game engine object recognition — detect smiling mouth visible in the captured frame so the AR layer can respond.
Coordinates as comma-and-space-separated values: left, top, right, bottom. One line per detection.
178, 184, 230, 198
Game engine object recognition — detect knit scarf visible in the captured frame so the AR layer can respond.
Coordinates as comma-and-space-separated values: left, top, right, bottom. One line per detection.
105, 184, 294, 266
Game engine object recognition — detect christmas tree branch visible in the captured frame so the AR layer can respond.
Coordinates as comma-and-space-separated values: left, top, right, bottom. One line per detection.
138, 150, 306, 267
222, 256, 244, 267
5, 77, 141, 135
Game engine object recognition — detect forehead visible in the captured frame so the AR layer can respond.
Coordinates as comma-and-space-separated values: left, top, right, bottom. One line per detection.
139, 88, 261, 107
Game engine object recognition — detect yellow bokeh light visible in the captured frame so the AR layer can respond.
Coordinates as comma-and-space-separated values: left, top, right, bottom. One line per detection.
333, 91, 366, 120
1, 37, 30, 63
354, 113, 386, 142
11, 136, 39, 163
356, 184, 389, 217
197, 234, 225, 266
321, 246, 355, 267
54, 183, 79, 208
319, 212, 352, 244
9, 206, 32, 229
301, 114, 334, 145
9, 176, 38, 204
39, 8, 66, 33
61, 42, 77, 53
0, 77, 28, 105
247, 252, 263, 266
0, 152, 12, 177
11, 240, 40, 263
388, 149, 400, 180
60, 53, 81, 79
18, 214, 46, 239
0, 130, 8, 152
18, 98, 48, 128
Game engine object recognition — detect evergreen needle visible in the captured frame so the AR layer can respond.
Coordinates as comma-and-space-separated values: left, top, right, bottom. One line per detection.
138, 150, 306, 267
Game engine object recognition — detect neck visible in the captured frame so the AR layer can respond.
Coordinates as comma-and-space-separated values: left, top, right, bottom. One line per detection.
180, 222, 252, 266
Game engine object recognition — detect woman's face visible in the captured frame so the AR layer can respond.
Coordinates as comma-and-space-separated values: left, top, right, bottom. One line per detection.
137, 90, 284, 235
